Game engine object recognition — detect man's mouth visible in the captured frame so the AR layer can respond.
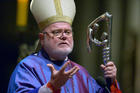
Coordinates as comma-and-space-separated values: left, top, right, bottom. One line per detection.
59, 42, 69, 46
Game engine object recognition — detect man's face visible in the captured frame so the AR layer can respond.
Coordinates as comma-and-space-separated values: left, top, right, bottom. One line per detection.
40, 22, 73, 60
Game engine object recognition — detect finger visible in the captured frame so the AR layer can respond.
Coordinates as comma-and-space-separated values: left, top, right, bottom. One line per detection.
104, 74, 116, 79
104, 66, 114, 71
100, 64, 106, 71
106, 61, 114, 67
69, 67, 79, 76
104, 70, 116, 79
66, 66, 77, 74
66, 66, 79, 75
60, 61, 70, 72
47, 64, 55, 73
68, 67, 79, 78
104, 70, 113, 75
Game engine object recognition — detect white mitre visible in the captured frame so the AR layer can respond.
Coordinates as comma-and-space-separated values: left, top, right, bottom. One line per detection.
30, 0, 76, 31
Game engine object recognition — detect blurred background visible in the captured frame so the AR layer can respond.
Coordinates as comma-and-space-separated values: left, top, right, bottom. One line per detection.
0, 0, 140, 93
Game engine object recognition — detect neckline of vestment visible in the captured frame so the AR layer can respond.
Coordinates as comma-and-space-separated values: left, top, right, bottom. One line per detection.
39, 48, 68, 66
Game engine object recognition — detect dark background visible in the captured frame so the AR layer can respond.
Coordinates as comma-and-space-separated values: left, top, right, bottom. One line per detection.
0, 0, 140, 93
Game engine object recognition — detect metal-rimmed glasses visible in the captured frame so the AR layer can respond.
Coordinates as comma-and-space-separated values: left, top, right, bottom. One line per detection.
42, 30, 73, 38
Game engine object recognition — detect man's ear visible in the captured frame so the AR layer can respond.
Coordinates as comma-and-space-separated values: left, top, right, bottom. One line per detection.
39, 33, 44, 40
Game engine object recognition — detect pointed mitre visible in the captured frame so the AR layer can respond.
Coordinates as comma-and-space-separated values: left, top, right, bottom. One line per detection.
30, 0, 76, 31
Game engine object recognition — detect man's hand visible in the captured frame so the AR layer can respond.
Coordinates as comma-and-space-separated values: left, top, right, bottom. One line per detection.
47, 61, 79, 89
100, 61, 117, 83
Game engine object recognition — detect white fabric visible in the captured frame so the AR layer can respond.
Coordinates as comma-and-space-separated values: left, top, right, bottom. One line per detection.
61, 0, 75, 19
30, 0, 75, 24
30, 0, 56, 24
38, 84, 53, 93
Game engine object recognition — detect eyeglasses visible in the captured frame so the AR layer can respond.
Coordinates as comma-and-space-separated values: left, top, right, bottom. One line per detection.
42, 30, 73, 38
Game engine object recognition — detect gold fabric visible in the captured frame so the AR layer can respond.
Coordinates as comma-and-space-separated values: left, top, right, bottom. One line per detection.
54, 0, 63, 16
39, 16, 72, 30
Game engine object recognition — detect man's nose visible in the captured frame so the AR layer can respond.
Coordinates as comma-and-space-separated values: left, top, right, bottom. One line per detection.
59, 32, 67, 40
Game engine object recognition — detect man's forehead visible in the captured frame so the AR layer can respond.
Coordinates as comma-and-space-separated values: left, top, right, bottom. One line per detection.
45, 22, 72, 31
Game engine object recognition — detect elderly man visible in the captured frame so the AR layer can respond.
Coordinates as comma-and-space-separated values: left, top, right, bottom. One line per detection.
7, 0, 121, 93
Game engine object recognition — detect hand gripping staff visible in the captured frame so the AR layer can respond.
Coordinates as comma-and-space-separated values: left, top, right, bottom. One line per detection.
87, 13, 122, 93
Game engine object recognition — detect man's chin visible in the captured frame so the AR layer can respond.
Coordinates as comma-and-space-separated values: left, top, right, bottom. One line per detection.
54, 49, 72, 55
58, 50, 71, 55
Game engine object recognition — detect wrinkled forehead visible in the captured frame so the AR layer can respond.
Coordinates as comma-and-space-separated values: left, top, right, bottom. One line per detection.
43, 22, 72, 32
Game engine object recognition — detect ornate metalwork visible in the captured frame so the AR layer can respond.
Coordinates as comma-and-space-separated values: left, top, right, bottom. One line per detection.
87, 12, 113, 64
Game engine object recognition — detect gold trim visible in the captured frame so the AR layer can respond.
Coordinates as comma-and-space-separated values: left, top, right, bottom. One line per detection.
54, 0, 63, 16
39, 16, 72, 31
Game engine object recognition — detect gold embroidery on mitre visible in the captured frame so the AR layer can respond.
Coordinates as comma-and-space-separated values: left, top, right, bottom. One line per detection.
54, 0, 63, 16
38, 16, 72, 31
